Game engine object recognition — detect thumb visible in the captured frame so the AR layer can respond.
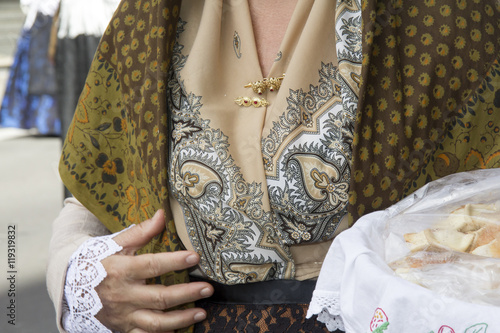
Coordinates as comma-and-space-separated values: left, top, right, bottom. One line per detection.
112, 209, 165, 252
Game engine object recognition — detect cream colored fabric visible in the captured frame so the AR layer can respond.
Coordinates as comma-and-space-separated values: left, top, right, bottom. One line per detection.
168, 0, 352, 284
46, 198, 109, 333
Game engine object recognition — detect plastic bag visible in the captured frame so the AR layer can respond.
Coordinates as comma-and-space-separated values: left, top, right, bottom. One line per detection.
308, 169, 500, 332
384, 170, 500, 306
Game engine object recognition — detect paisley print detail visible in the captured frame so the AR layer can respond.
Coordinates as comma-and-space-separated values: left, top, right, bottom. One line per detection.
233, 31, 242, 59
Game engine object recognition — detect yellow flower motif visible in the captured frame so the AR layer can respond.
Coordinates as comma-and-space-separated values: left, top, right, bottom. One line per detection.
390, 111, 401, 124
363, 184, 375, 197
423, 15, 434, 27
429, 128, 439, 141
404, 85, 415, 97
365, 104, 373, 118
370, 64, 378, 77
455, 16, 467, 29
113, 18, 120, 29
484, 4, 494, 16
419, 93, 430, 107
357, 204, 365, 217
485, 42, 495, 55
125, 14, 135, 26
417, 115, 428, 129
413, 137, 424, 150
367, 85, 375, 96
385, 155, 396, 170
433, 85, 445, 99
370, 163, 380, 176
404, 44, 416, 57
377, 98, 388, 111
372, 197, 383, 209
435, 64, 446, 78
400, 146, 410, 160
439, 25, 451, 37
389, 189, 399, 202
354, 170, 364, 183
386, 35, 396, 48
470, 29, 481, 42
396, 168, 405, 181
131, 70, 142, 81
405, 25, 417, 37
147, 142, 153, 155
125, 56, 133, 68
383, 55, 395, 68
447, 98, 457, 111
467, 69, 479, 82
138, 52, 147, 64
362, 126, 372, 140
424, 0, 436, 6
456, 0, 466, 9
404, 104, 414, 117
100, 41, 110, 53
131, 38, 140, 50
421, 33, 433, 46
404, 125, 412, 138
137, 19, 146, 31
437, 43, 449, 56
419, 53, 431, 66
349, 192, 357, 205
373, 141, 383, 155
418, 73, 431, 86
359, 147, 369, 161
388, 133, 399, 146
393, 89, 402, 103
410, 158, 420, 172
381, 76, 391, 90
452, 56, 463, 69
121, 44, 131, 56
380, 177, 391, 191
403, 65, 415, 78
449, 77, 461, 90
440, 5, 451, 17
469, 49, 480, 62
365, 31, 374, 45
375, 120, 385, 134
121, 1, 129, 12
470, 10, 481, 22
408, 6, 418, 17
485, 23, 494, 35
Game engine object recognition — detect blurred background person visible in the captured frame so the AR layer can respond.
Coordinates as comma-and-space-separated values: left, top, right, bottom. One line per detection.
0, 0, 60, 135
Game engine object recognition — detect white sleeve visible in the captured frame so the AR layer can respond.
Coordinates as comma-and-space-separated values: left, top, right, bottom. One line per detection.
46, 197, 111, 332
62, 233, 123, 333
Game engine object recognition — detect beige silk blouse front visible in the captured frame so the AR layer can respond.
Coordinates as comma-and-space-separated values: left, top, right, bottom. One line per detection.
168, 0, 358, 284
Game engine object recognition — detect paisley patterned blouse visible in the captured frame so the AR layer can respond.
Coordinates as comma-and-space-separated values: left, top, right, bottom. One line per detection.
167, 0, 362, 284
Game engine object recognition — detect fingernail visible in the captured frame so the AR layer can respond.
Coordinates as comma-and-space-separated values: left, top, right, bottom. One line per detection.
186, 254, 199, 265
200, 287, 212, 298
153, 210, 161, 219
194, 312, 206, 322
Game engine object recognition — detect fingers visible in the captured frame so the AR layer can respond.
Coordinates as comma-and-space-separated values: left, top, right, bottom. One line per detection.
130, 308, 207, 333
113, 210, 166, 251
125, 251, 201, 280
128, 282, 214, 310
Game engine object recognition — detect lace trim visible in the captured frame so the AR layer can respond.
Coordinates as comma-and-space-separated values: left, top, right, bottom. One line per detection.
308, 291, 345, 332
62, 233, 123, 333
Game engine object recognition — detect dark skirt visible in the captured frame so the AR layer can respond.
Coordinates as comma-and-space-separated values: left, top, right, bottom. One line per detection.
191, 278, 344, 333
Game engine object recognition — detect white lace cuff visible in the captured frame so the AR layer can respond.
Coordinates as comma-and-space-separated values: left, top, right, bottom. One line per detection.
307, 291, 345, 332
62, 232, 124, 333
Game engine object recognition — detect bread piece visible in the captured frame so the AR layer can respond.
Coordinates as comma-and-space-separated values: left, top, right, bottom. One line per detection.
471, 238, 500, 258
424, 228, 474, 252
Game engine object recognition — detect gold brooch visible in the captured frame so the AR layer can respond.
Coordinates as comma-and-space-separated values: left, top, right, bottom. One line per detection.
234, 97, 269, 108
244, 74, 285, 95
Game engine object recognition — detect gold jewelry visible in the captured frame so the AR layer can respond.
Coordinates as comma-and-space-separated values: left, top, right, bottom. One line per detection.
234, 96, 269, 108
244, 74, 285, 94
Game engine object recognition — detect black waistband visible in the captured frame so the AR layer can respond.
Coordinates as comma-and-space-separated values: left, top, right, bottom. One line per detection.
191, 277, 317, 305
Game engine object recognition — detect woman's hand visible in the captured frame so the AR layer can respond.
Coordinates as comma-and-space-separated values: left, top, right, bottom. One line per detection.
95, 210, 213, 333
